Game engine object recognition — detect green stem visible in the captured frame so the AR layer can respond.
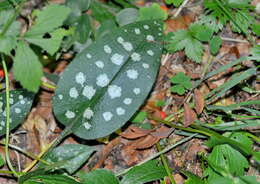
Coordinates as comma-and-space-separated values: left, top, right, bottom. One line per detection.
0, 169, 24, 175
41, 81, 56, 90
1, 55, 19, 177
0, 142, 50, 165
156, 143, 176, 184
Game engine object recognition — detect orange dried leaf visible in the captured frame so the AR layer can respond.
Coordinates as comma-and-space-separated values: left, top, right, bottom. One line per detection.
183, 103, 197, 127
194, 89, 205, 114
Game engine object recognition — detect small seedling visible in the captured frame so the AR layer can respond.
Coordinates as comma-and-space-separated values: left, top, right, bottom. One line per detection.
170, 72, 192, 95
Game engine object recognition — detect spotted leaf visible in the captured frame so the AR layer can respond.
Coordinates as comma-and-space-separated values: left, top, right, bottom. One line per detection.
40, 144, 96, 174
53, 20, 163, 139
0, 90, 34, 136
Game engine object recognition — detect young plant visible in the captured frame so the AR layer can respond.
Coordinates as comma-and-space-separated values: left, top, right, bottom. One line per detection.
170, 72, 192, 95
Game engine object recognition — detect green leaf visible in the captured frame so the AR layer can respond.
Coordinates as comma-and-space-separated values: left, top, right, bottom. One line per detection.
13, 41, 43, 92
252, 23, 260, 36
0, 154, 4, 167
165, 0, 184, 7
210, 36, 222, 55
131, 111, 147, 123
138, 3, 168, 21
207, 144, 249, 176
0, 89, 34, 136
121, 160, 167, 184
25, 4, 71, 36
189, 23, 213, 42
166, 30, 203, 63
40, 144, 96, 174
0, 36, 16, 55
0, 0, 22, 10
197, 15, 223, 33
171, 72, 189, 84
116, 8, 139, 26
79, 169, 119, 184
53, 20, 163, 139
249, 45, 260, 61
170, 85, 185, 95
182, 171, 205, 184
25, 28, 72, 55
21, 174, 80, 184
90, 1, 115, 23
0, 10, 21, 36
74, 14, 91, 44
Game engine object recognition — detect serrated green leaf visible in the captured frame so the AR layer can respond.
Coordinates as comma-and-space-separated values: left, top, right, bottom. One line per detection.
249, 45, 260, 61
197, 15, 223, 33
208, 144, 249, 176
25, 28, 72, 55
165, 0, 184, 7
79, 169, 119, 184
131, 111, 147, 123
0, 36, 16, 55
53, 20, 163, 139
138, 3, 168, 21
25, 4, 71, 36
170, 85, 185, 95
166, 30, 203, 63
210, 36, 222, 55
0, 10, 21, 36
116, 8, 139, 26
171, 72, 189, 84
252, 23, 260, 36
121, 160, 167, 184
0, 89, 34, 136
13, 42, 43, 92
190, 23, 213, 42
39, 144, 96, 174
182, 81, 192, 89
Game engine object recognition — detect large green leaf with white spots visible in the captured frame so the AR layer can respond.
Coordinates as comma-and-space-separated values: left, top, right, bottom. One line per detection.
0, 90, 34, 136
53, 20, 163, 139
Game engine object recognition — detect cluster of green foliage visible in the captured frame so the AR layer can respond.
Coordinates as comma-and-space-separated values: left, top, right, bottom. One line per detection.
0, 0, 259, 184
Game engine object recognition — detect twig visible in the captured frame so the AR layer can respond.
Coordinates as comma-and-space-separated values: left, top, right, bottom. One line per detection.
115, 133, 197, 177
174, 0, 191, 18
221, 37, 249, 43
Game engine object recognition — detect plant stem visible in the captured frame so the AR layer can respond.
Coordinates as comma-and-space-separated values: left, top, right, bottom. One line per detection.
0, 142, 50, 165
0, 169, 24, 175
1, 55, 19, 177
156, 143, 176, 184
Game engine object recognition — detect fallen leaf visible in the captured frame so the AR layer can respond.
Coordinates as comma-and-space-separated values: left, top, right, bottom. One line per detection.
183, 103, 197, 127
194, 89, 204, 114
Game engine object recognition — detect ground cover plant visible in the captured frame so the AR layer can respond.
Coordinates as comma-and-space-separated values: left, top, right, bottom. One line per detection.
0, 0, 259, 183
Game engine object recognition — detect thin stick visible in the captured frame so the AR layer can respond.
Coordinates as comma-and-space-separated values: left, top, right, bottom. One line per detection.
221, 37, 248, 43
115, 133, 197, 177
174, 0, 191, 18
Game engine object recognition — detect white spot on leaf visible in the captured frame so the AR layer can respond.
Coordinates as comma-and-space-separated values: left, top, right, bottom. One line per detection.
95, 61, 104, 68
19, 95, 24, 100
144, 25, 149, 29
15, 108, 21, 113
108, 85, 122, 99
65, 111, 75, 119
69, 87, 79, 98
111, 53, 124, 65
117, 37, 124, 44
142, 63, 149, 69
10, 98, 13, 104
58, 94, 63, 100
147, 50, 154, 56
131, 52, 141, 61
127, 69, 138, 79
104, 45, 112, 54
134, 28, 140, 34
20, 100, 25, 104
123, 42, 133, 51
96, 74, 109, 87
146, 35, 154, 41
86, 54, 92, 58
123, 98, 132, 105
75, 72, 86, 86
83, 108, 94, 119
83, 122, 91, 130
82, 85, 96, 99
116, 107, 125, 115
133, 88, 141, 95
103, 112, 113, 121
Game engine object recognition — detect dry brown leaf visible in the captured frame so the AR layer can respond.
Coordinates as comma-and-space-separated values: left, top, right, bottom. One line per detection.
183, 103, 197, 127
120, 126, 152, 139
132, 135, 160, 149
194, 89, 205, 114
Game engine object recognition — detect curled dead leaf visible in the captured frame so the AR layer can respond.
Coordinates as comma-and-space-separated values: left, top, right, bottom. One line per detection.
183, 103, 197, 127
194, 89, 204, 114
